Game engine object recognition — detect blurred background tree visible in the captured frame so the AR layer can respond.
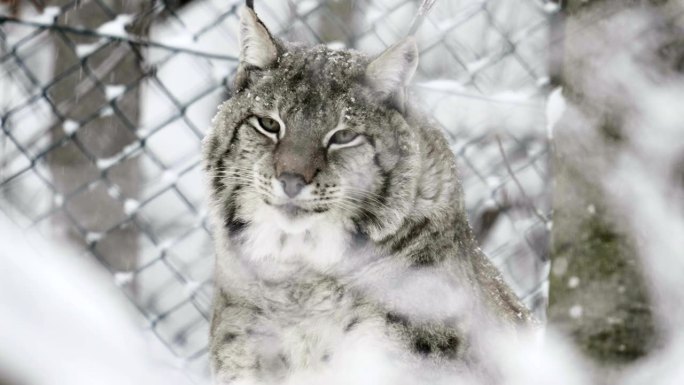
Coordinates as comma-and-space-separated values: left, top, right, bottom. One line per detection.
46, 0, 153, 291
549, 0, 683, 380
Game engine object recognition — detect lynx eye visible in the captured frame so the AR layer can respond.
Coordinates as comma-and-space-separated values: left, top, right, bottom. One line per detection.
250, 115, 283, 141
328, 129, 359, 146
257, 117, 281, 134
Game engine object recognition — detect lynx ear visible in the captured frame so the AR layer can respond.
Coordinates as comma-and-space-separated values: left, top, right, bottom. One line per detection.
239, 6, 277, 69
366, 38, 419, 99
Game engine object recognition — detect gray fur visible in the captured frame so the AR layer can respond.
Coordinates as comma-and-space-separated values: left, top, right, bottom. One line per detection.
203, 6, 534, 385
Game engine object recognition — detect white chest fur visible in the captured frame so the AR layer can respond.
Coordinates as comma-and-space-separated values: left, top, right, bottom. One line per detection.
212, 205, 417, 384
236, 204, 355, 278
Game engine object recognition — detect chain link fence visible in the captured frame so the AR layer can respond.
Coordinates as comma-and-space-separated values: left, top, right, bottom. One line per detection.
0, 0, 555, 381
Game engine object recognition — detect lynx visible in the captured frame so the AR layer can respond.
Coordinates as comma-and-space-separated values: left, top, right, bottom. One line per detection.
203, 4, 534, 384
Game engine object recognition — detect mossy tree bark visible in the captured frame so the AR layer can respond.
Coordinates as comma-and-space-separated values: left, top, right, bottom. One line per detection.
550, 151, 656, 364
47, 1, 151, 283
547, 0, 674, 376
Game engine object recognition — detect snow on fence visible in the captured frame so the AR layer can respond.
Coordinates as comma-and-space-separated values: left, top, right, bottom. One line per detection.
0, 0, 555, 380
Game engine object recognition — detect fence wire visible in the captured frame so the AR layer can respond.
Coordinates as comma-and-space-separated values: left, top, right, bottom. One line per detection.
0, 0, 555, 380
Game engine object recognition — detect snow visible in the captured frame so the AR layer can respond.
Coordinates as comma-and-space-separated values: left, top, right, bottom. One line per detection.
114, 271, 134, 287
107, 185, 122, 200
210, 64, 231, 82
466, 55, 493, 74
536, 76, 550, 87
297, 0, 318, 15
543, 2, 561, 13
163, 34, 197, 50
552, 257, 568, 277
569, 305, 583, 319
95, 156, 118, 171
161, 170, 180, 186
97, 14, 134, 38
62, 119, 80, 135
482, 198, 498, 209
26, 6, 60, 24
124, 199, 141, 215
183, 280, 201, 297
485, 175, 502, 189
586, 204, 596, 215
85, 231, 103, 244
433, 1, 486, 32
417, 79, 466, 92
545, 87, 565, 140
75, 40, 105, 58
567, 276, 580, 289
96, 142, 141, 170
415, 85, 545, 138
491, 90, 533, 103
326, 41, 346, 51
105, 84, 126, 101
99, 105, 114, 117
156, 239, 174, 254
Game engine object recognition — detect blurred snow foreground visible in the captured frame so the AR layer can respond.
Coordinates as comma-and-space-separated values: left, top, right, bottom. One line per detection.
0, 213, 575, 385
0, 216, 197, 385
0, 202, 679, 385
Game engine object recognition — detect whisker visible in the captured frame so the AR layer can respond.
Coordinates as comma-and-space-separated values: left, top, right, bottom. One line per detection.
340, 191, 392, 211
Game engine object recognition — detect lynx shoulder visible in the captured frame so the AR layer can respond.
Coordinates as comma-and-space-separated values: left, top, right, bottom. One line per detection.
203, 4, 534, 384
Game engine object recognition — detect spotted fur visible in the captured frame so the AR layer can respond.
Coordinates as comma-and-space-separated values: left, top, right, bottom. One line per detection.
204, 5, 534, 385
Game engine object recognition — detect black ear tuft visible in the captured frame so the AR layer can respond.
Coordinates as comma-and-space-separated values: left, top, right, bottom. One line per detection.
234, 5, 278, 91
246, 0, 254, 10
238, 6, 277, 69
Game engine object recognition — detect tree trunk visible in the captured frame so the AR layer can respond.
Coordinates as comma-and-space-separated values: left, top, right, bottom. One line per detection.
47, 0, 150, 281
315, 0, 364, 48
547, 0, 682, 379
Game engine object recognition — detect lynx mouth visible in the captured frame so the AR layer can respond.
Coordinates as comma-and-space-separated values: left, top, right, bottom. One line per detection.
267, 202, 312, 219
276, 202, 331, 218
264, 199, 330, 220
280, 203, 308, 216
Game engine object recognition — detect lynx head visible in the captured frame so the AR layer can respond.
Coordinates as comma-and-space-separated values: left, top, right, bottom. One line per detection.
204, 6, 424, 245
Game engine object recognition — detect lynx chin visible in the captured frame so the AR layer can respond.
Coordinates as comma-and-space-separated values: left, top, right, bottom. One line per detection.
203, 4, 535, 384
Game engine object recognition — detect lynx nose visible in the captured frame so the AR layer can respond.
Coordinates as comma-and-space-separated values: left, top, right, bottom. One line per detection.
279, 172, 306, 198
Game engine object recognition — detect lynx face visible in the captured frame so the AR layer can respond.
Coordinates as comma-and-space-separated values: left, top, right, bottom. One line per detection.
225, 52, 388, 233
205, 7, 421, 243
